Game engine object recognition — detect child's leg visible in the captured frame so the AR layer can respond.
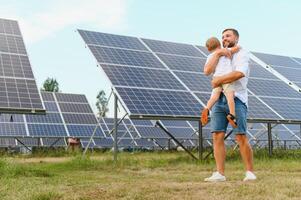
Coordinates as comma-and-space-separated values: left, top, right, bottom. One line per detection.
206, 88, 222, 110
224, 91, 235, 116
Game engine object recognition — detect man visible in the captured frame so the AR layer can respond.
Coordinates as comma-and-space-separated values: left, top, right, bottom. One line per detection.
203, 28, 256, 182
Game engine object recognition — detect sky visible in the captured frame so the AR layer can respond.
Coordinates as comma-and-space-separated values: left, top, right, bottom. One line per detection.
1, 0, 301, 117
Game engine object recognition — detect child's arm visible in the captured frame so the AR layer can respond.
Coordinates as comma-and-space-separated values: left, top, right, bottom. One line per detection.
229, 45, 241, 55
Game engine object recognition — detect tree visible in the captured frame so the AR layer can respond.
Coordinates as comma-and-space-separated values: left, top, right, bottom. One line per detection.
96, 90, 109, 117
41, 78, 60, 92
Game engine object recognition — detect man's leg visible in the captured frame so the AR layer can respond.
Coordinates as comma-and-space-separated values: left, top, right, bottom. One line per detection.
213, 132, 226, 175
236, 134, 253, 171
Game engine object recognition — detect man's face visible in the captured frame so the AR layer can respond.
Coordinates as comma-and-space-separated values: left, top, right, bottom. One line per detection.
222, 30, 238, 48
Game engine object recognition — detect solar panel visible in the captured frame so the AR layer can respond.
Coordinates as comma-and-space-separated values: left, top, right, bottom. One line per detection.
141, 38, 204, 57
156, 53, 206, 72
271, 66, 301, 83
0, 18, 45, 114
16, 138, 41, 146
0, 138, 16, 147
41, 138, 66, 147
115, 87, 201, 118
79, 30, 301, 123
253, 52, 301, 68
248, 78, 300, 98
0, 92, 104, 140
89, 46, 165, 68
78, 29, 147, 50
101, 64, 185, 90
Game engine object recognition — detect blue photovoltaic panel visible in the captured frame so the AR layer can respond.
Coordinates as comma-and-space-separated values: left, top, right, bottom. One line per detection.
0, 19, 21, 35
193, 92, 280, 120
79, 30, 301, 122
196, 45, 210, 55
89, 46, 165, 68
141, 38, 204, 57
161, 120, 190, 127
260, 97, 301, 120
62, 113, 97, 124
42, 138, 66, 147
93, 138, 113, 147
249, 63, 278, 79
0, 138, 16, 146
165, 127, 197, 139
67, 125, 104, 137
115, 87, 201, 117
156, 53, 206, 72
16, 138, 40, 146
0, 54, 34, 78
78, 29, 147, 51
0, 34, 27, 54
248, 78, 300, 98
0, 123, 26, 136
41, 92, 55, 102
135, 138, 156, 147
55, 93, 88, 103
28, 124, 67, 137
59, 103, 93, 113
247, 96, 280, 119
44, 102, 59, 112
26, 113, 63, 124
0, 18, 44, 114
252, 52, 301, 68
174, 72, 212, 92
101, 64, 185, 90
0, 114, 23, 122
271, 66, 301, 83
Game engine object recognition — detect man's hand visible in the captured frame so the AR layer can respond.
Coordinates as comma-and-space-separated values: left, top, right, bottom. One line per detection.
211, 76, 222, 88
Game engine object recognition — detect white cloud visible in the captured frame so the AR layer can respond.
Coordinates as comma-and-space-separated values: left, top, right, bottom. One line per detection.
1, 0, 127, 44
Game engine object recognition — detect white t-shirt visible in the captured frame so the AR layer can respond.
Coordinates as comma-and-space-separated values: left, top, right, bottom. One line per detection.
205, 48, 250, 105
231, 48, 250, 105
207, 53, 233, 77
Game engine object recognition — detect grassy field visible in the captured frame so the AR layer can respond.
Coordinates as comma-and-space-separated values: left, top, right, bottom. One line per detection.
1, 149, 301, 200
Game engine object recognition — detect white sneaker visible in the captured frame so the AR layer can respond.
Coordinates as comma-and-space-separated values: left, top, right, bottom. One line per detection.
204, 172, 226, 182
243, 171, 257, 181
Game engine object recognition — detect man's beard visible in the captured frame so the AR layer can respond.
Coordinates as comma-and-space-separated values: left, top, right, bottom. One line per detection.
223, 41, 235, 48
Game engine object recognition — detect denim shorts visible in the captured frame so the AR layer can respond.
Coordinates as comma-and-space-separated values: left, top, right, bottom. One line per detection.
210, 93, 247, 134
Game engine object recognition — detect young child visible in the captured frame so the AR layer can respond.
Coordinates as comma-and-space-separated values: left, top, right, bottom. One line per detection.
201, 37, 240, 128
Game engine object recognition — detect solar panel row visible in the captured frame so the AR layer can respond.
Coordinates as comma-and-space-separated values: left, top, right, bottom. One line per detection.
0, 18, 44, 114
79, 29, 301, 122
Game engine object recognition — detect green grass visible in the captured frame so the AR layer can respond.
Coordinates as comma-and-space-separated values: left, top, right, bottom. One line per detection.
0, 149, 301, 200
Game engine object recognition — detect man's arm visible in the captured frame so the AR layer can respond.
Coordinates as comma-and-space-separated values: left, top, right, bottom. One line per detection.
203, 48, 232, 75
211, 71, 244, 88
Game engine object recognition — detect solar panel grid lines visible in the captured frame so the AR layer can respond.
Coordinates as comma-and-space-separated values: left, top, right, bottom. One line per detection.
252, 52, 301, 68
100, 64, 186, 90
0, 18, 45, 114
77, 29, 148, 51
141, 38, 205, 58
138, 37, 206, 107
79, 30, 301, 123
251, 52, 301, 94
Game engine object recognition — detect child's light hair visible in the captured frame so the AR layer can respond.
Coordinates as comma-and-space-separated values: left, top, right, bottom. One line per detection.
206, 37, 221, 52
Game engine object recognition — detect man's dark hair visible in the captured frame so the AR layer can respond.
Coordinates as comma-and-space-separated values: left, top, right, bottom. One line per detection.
222, 28, 239, 37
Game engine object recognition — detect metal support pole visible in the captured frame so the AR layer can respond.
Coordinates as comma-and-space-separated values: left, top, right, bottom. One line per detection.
155, 120, 198, 160
198, 121, 203, 160
113, 93, 118, 162
267, 123, 273, 156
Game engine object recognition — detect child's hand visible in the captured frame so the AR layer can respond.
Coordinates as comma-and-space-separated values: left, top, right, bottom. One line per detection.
216, 48, 232, 58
